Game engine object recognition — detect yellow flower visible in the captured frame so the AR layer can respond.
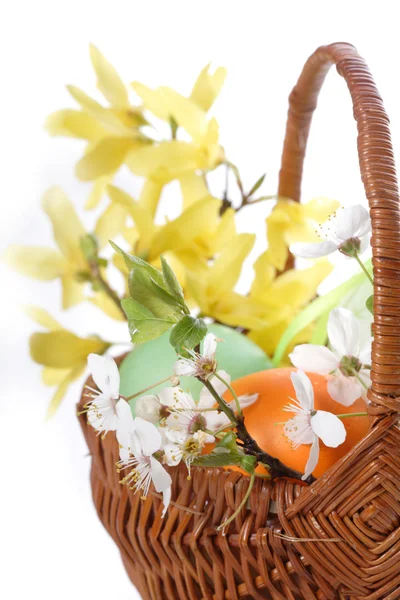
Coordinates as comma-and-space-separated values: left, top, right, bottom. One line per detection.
4, 187, 123, 319
248, 252, 333, 356
25, 306, 110, 417
45, 45, 149, 207
265, 198, 340, 270
186, 233, 264, 328
108, 184, 236, 269
5, 187, 87, 308
129, 64, 226, 187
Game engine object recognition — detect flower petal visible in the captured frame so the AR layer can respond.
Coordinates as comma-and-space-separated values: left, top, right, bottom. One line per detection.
203, 333, 218, 360
4, 246, 66, 280
290, 344, 339, 374
150, 455, 172, 493
189, 64, 227, 112
359, 340, 372, 366
311, 410, 346, 447
161, 484, 172, 518
87, 353, 120, 398
163, 443, 182, 466
174, 358, 197, 377
290, 240, 338, 258
134, 417, 162, 456
76, 137, 137, 181
89, 44, 129, 107
290, 370, 314, 412
336, 205, 371, 241
327, 374, 362, 406
42, 187, 86, 265
303, 436, 319, 480
328, 307, 359, 357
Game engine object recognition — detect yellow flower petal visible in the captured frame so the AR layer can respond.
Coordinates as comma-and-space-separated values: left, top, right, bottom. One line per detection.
3, 246, 65, 280
85, 175, 112, 209
42, 187, 86, 266
61, 275, 85, 309
94, 200, 128, 249
303, 197, 340, 222
89, 292, 126, 321
42, 366, 71, 386
250, 251, 277, 300
76, 137, 138, 181
137, 179, 163, 217
127, 140, 199, 182
30, 330, 109, 368
206, 233, 255, 298
89, 44, 129, 107
45, 109, 106, 141
197, 118, 224, 169
268, 260, 332, 309
157, 86, 207, 141
190, 64, 227, 112
179, 172, 209, 208
67, 85, 127, 133
23, 306, 63, 330
132, 82, 170, 121
46, 364, 85, 419
150, 195, 221, 258
106, 185, 154, 249
211, 208, 236, 254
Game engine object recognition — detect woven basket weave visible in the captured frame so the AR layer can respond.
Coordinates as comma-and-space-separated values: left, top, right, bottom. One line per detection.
78, 43, 400, 599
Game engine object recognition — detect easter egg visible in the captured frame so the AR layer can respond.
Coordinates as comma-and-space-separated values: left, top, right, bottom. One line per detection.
222, 368, 369, 478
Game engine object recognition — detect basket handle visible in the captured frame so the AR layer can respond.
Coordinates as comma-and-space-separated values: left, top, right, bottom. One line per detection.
278, 43, 400, 416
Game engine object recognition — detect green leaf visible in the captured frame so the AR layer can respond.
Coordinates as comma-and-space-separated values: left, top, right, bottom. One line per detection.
169, 315, 207, 352
109, 240, 164, 287
240, 455, 257, 473
160, 255, 186, 308
248, 173, 266, 197
192, 449, 243, 468
121, 297, 176, 343
273, 259, 372, 366
129, 268, 182, 319
366, 294, 374, 315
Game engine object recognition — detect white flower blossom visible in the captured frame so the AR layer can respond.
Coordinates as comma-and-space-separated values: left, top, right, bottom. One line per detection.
173, 333, 219, 378
290, 205, 371, 259
290, 307, 371, 406
163, 429, 211, 474
85, 354, 127, 436
284, 371, 346, 480
117, 416, 172, 517
160, 370, 258, 437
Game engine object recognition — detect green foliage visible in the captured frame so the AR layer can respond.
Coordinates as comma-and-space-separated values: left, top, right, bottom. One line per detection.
366, 294, 374, 315
273, 259, 373, 365
169, 315, 207, 352
192, 431, 256, 472
112, 241, 205, 346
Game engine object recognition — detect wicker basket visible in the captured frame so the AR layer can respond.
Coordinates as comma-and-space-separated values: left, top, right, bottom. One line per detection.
78, 43, 400, 599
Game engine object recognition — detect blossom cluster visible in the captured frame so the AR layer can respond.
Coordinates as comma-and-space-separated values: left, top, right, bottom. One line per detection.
83, 334, 258, 515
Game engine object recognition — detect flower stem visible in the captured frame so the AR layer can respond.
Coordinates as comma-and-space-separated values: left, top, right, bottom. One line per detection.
336, 412, 368, 419
217, 473, 255, 531
201, 378, 238, 425
214, 371, 242, 416
89, 260, 126, 319
350, 369, 370, 391
354, 254, 373, 285
124, 375, 175, 401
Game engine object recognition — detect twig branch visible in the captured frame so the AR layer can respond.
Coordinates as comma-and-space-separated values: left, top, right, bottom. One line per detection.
201, 377, 315, 485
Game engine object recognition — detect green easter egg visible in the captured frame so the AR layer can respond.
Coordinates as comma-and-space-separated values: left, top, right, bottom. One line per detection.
119, 324, 272, 415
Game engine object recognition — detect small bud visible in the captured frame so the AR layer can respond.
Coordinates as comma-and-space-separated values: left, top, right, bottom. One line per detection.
170, 375, 180, 387
135, 394, 162, 424
80, 234, 99, 261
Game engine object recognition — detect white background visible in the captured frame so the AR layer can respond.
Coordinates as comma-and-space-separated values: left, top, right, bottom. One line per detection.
1, 1, 399, 598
